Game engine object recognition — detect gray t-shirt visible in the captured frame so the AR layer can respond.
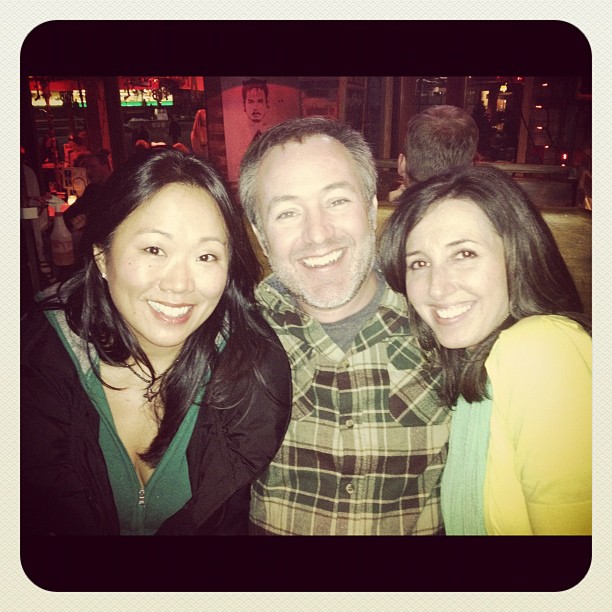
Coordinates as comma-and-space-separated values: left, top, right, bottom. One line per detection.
320, 276, 385, 352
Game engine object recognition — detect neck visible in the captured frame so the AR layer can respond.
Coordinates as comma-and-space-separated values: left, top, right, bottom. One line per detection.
300, 272, 379, 324
136, 344, 182, 376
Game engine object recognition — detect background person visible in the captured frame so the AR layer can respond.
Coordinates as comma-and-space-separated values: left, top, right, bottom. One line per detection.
168, 114, 182, 144
21, 147, 292, 536
63, 150, 115, 270
388, 104, 479, 202
63, 150, 113, 233
239, 117, 449, 536
21, 147, 51, 276
380, 164, 591, 535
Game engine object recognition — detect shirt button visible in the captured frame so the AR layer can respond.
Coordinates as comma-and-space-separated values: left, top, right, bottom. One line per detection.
345, 418, 354, 429
346, 483, 355, 494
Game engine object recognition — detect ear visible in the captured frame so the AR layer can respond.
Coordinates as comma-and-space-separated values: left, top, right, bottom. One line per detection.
250, 222, 269, 258
93, 244, 108, 279
397, 154, 407, 181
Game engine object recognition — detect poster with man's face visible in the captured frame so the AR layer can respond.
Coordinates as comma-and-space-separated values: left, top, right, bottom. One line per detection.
221, 76, 300, 183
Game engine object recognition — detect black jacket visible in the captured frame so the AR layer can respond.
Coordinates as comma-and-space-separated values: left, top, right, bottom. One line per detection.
20, 310, 292, 535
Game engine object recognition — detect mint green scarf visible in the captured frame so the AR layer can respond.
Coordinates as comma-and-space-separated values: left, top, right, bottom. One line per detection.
440, 386, 493, 535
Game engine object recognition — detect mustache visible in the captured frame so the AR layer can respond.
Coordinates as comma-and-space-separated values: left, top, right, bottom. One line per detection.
292, 239, 350, 260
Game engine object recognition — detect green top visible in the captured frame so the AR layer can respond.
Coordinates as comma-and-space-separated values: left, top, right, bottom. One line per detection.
88, 377, 200, 535
440, 386, 492, 536
45, 309, 202, 535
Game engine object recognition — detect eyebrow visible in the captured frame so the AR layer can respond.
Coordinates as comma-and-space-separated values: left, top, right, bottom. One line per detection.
322, 181, 356, 193
405, 239, 476, 258
267, 181, 358, 207
136, 229, 227, 245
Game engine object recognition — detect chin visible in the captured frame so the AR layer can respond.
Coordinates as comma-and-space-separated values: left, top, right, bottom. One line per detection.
434, 331, 474, 350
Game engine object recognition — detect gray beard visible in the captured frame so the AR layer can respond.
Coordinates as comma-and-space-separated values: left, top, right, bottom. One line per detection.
267, 230, 377, 311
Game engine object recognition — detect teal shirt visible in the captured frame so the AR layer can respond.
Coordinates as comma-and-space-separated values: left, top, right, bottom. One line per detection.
88, 376, 200, 535
45, 310, 202, 535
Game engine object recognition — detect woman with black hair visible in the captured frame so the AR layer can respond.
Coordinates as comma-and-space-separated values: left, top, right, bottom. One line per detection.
380, 164, 591, 535
21, 147, 291, 535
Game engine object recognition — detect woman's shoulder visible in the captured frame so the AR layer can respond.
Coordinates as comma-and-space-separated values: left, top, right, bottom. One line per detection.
488, 314, 591, 372
21, 307, 73, 371
240, 313, 289, 365
497, 314, 589, 346
253, 324, 291, 382
214, 317, 290, 392
21, 308, 56, 356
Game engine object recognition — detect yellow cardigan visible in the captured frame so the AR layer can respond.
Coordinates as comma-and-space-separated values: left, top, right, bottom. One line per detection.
483, 315, 592, 535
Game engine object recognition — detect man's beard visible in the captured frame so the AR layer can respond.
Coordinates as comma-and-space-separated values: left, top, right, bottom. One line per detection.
267, 230, 377, 311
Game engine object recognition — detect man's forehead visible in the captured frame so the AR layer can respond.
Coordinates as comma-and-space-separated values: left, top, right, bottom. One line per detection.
267, 134, 349, 160
256, 135, 363, 194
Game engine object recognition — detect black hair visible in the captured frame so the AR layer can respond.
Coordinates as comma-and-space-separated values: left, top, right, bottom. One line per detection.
51, 147, 274, 465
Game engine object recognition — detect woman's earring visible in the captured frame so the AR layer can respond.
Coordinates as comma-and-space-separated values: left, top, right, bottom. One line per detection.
101, 273, 107, 280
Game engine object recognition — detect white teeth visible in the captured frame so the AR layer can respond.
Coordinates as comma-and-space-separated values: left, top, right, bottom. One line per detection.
302, 249, 342, 268
435, 303, 472, 319
148, 301, 191, 317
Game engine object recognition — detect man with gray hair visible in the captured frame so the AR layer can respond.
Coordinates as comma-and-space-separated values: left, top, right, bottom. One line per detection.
389, 104, 479, 201
239, 117, 450, 535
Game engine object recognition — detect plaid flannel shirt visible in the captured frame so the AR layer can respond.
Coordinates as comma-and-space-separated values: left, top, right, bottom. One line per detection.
250, 276, 450, 535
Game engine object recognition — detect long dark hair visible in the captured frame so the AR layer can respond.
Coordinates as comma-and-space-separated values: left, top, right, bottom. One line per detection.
379, 164, 590, 408
52, 147, 274, 465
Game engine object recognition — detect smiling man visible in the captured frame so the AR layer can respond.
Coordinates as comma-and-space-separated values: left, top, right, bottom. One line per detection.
239, 117, 451, 535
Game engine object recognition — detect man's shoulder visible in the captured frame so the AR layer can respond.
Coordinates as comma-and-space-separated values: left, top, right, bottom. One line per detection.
256, 276, 288, 310
255, 276, 302, 333
378, 280, 409, 312
255, 275, 410, 337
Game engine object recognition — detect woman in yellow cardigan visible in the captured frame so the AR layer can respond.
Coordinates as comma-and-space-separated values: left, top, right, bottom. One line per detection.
380, 165, 591, 535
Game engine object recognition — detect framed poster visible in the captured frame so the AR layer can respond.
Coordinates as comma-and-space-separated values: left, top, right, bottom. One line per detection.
221, 76, 300, 183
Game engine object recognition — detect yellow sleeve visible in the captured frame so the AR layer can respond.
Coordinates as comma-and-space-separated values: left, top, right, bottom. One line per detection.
486, 316, 592, 535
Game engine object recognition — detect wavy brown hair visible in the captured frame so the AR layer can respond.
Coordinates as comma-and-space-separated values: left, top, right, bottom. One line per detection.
379, 164, 590, 408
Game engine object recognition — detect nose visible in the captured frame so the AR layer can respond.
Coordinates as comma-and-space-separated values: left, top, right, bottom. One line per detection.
158, 257, 195, 294
304, 208, 334, 245
428, 263, 455, 301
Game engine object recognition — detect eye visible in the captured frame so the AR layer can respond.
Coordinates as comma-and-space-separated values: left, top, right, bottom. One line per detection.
455, 249, 477, 260
198, 253, 218, 262
276, 209, 297, 220
329, 198, 349, 208
407, 259, 428, 271
144, 246, 163, 256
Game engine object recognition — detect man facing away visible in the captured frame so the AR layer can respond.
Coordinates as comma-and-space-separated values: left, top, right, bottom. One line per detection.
388, 104, 479, 202
239, 117, 450, 535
